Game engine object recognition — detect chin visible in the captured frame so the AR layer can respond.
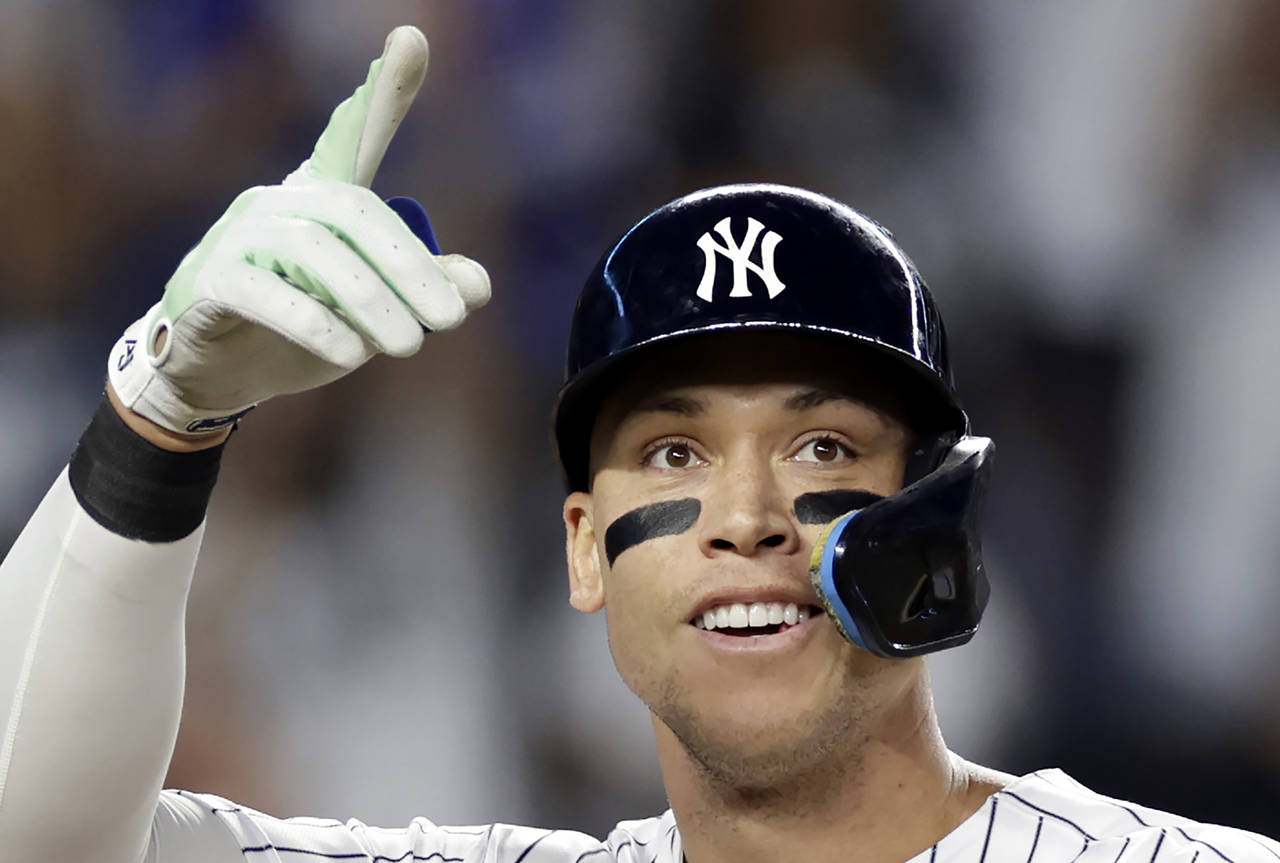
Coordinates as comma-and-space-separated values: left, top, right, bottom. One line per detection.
656, 683, 863, 789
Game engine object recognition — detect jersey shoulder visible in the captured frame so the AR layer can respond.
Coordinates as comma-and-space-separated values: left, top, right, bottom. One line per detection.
935, 769, 1280, 863
606, 809, 682, 861
154, 790, 682, 863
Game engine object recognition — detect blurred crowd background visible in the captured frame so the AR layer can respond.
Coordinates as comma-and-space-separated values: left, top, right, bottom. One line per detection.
3, 0, 1279, 838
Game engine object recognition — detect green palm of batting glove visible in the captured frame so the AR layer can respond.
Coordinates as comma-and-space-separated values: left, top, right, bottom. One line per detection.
108, 26, 490, 435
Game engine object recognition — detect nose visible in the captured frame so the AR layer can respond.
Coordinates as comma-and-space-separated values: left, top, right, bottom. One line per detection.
698, 453, 799, 558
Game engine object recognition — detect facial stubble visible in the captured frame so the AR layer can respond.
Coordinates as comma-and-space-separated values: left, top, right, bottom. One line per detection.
616, 626, 890, 811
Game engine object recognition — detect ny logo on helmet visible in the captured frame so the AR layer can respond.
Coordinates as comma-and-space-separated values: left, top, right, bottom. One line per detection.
695, 217, 786, 302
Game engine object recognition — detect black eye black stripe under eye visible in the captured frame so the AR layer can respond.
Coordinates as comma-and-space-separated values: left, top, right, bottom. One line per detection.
793, 490, 884, 525
604, 498, 702, 566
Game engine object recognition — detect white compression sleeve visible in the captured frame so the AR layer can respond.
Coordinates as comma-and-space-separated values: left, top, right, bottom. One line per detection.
0, 468, 203, 862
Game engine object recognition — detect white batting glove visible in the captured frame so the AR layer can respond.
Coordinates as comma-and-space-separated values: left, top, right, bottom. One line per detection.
108, 26, 490, 435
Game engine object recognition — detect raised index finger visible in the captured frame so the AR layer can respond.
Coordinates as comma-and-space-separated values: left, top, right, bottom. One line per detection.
301, 25, 429, 187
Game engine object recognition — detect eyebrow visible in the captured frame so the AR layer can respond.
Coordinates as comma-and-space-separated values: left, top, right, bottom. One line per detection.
629, 395, 706, 417
783, 389, 858, 411
625, 389, 857, 420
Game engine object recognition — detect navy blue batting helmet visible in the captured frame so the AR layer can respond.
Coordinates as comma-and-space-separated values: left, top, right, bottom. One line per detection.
554, 183, 968, 492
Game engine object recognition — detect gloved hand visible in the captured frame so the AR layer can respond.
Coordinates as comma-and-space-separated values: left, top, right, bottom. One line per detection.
107, 25, 490, 435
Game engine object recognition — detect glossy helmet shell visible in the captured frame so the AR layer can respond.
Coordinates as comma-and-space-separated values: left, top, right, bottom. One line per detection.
553, 183, 967, 492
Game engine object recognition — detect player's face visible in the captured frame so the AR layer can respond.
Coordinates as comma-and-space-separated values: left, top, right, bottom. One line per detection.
563, 333, 917, 781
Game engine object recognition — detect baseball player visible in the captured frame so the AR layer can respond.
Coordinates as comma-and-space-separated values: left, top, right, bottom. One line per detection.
0, 24, 1276, 863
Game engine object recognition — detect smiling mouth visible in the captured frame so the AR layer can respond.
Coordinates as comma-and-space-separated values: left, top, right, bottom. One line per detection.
691, 601, 823, 637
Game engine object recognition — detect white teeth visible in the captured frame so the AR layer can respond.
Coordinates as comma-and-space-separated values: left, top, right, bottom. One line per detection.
695, 601, 814, 632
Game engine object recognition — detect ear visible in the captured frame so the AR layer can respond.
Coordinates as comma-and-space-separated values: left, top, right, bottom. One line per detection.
564, 491, 606, 613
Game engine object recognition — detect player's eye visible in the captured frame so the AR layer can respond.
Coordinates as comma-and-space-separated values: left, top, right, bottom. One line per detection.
793, 436, 854, 464
643, 441, 704, 470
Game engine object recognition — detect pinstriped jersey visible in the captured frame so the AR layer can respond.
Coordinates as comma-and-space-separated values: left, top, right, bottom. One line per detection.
151, 769, 1277, 862
925, 770, 1278, 863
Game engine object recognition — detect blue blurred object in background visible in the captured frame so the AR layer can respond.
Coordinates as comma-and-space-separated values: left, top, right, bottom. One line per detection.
386, 196, 442, 255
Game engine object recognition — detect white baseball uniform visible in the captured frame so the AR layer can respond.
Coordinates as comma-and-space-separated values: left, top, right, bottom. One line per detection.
1, 468, 1277, 862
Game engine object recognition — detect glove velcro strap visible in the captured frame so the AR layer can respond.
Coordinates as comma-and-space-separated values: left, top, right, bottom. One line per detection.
69, 396, 226, 542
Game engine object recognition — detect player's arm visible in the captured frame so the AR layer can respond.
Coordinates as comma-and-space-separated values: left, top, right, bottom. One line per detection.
0, 26, 488, 863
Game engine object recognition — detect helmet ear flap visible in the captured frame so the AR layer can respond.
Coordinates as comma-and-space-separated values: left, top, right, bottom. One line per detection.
810, 436, 995, 658
903, 431, 959, 487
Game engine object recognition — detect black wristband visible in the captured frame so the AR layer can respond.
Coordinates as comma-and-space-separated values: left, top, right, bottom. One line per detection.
68, 396, 227, 542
